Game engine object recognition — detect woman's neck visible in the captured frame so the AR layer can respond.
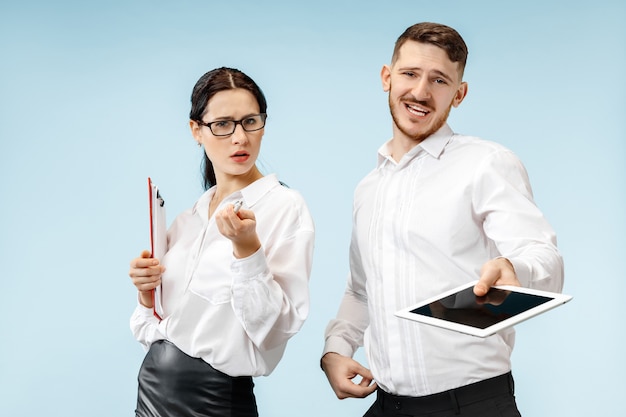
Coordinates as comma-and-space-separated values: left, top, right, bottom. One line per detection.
209, 167, 263, 215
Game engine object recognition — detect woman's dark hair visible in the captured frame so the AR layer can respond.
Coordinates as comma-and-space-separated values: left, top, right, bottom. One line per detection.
190, 67, 268, 190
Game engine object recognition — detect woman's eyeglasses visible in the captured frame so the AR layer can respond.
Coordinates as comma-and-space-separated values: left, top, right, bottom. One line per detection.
197, 113, 267, 137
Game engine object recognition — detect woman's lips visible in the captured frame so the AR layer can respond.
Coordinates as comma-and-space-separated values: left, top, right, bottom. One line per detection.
231, 151, 250, 163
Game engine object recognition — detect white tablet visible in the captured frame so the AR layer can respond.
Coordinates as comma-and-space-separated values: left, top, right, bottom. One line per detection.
395, 281, 572, 338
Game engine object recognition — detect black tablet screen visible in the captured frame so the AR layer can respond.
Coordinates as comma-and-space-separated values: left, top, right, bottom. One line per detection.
410, 286, 553, 329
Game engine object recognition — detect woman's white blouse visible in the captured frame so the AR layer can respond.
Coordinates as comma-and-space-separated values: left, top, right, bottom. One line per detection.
130, 174, 315, 377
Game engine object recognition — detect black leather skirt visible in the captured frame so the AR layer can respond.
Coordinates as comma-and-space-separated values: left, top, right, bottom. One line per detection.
136, 340, 258, 417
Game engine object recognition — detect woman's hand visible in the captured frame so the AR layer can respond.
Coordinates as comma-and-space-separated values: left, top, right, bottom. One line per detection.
129, 249, 165, 307
215, 204, 261, 259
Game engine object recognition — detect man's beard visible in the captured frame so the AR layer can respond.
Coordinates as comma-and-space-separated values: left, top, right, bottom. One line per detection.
388, 93, 452, 143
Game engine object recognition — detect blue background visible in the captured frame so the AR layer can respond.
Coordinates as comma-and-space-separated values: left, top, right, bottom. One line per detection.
1, 1, 624, 415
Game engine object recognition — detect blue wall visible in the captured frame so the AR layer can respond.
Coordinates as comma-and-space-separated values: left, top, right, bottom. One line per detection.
1, 1, 624, 415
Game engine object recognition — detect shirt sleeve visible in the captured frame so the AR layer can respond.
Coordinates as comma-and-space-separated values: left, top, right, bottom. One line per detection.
129, 303, 166, 351
473, 148, 564, 292
229, 208, 315, 352
322, 206, 370, 358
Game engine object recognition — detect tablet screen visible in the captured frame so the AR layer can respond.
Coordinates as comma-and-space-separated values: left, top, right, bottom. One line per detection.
410, 286, 553, 329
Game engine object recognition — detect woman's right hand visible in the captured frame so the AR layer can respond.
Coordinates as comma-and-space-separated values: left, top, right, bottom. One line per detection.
215, 204, 261, 259
129, 249, 166, 308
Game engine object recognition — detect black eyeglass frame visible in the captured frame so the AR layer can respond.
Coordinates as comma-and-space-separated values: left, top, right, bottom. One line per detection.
196, 113, 268, 137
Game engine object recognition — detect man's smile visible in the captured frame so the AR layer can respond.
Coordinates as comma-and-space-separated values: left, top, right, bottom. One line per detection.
404, 102, 432, 117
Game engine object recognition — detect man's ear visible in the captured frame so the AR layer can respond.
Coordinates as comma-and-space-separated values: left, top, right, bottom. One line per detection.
452, 82, 468, 108
381, 64, 391, 92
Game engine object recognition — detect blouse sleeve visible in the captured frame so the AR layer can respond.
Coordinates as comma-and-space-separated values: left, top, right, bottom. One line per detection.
229, 200, 315, 351
129, 303, 166, 351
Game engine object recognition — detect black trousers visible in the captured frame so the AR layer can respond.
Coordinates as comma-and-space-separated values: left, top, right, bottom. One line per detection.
364, 372, 521, 417
136, 340, 258, 417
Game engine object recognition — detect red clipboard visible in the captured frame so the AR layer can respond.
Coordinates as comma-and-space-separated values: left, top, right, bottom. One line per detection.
148, 177, 166, 320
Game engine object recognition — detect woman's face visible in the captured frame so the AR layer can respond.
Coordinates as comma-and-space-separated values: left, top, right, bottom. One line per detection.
191, 88, 263, 181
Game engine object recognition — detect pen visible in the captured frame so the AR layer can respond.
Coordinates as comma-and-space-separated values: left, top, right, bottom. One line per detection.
233, 200, 243, 214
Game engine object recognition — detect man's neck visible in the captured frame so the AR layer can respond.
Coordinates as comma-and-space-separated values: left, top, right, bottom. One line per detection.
389, 131, 427, 162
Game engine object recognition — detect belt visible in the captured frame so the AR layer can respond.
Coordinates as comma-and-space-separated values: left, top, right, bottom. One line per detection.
376, 372, 514, 414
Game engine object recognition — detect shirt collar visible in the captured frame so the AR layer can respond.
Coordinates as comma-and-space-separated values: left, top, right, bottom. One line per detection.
377, 124, 454, 168
239, 173, 281, 207
192, 174, 281, 218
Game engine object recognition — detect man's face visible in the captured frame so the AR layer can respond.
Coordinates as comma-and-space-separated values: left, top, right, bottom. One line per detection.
381, 40, 468, 143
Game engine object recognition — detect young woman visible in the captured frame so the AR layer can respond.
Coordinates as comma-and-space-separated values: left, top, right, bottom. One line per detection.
129, 67, 315, 417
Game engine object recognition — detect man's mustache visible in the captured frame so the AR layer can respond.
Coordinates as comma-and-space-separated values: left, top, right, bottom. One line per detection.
400, 95, 435, 111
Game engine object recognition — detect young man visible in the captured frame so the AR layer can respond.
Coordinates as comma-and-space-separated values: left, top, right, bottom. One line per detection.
321, 22, 563, 417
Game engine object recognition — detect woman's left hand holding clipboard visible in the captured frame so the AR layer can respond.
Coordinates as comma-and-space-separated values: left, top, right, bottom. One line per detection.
129, 250, 166, 308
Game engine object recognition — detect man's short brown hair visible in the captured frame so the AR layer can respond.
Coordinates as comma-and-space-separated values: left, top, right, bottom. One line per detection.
392, 22, 468, 76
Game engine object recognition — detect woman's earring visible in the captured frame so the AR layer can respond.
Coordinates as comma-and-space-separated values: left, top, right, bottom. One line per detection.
197, 142, 202, 148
